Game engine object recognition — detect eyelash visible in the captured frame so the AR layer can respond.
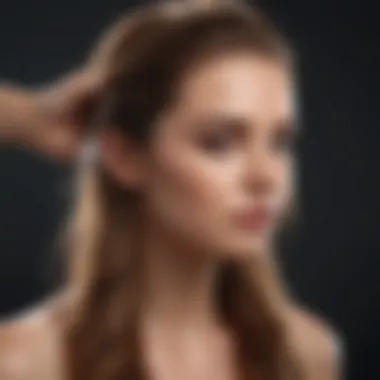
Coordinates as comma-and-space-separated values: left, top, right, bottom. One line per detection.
197, 126, 296, 155
272, 131, 296, 153
199, 131, 236, 153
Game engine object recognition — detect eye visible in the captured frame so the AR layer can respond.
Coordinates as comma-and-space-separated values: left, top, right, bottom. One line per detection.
199, 129, 236, 153
271, 124, 297, 154
196, 118, 244, 154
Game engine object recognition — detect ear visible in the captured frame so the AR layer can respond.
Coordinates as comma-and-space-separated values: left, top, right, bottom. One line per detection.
99, 129, 147, 189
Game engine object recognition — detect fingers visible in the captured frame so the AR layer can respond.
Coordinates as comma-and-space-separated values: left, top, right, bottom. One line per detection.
37, 65, 105, 127
34, 125, 82, 162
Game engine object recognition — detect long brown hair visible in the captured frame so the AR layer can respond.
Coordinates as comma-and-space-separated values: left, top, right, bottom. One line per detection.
62, 1, 302, 379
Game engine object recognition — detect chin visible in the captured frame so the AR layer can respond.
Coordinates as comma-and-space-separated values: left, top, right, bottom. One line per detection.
217, 236, 268, 261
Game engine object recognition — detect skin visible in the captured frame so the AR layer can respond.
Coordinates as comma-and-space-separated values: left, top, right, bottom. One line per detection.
0, 67, 103, 159
0, 54, 342, 380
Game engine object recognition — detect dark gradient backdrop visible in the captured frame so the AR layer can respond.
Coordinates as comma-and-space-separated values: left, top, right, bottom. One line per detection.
0, 1, 378, 380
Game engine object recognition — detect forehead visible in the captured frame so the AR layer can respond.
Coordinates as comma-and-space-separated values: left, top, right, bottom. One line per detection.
174, 53, 295, 122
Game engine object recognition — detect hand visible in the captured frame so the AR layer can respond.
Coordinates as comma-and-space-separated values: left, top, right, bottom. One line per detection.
30, 67, 104, 161
0, 66, 104, 162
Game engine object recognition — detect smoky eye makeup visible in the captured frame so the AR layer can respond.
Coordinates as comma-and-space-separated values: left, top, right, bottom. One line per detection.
270, 121, 298, 153
188, 114, 298, 155
193, 117, 246, 154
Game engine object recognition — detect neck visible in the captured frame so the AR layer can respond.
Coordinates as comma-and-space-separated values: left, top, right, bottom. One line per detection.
140, 228, 221, 330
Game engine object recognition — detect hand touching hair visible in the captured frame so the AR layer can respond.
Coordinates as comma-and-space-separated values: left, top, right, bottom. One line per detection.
0, 67, 104, 161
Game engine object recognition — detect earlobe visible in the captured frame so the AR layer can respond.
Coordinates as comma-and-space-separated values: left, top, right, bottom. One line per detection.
99, 129, 146, 189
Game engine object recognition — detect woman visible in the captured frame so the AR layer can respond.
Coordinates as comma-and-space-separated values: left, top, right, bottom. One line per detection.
0, 0, 342, 379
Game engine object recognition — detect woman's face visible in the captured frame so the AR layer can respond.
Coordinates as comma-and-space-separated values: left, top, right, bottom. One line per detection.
143, 53, 297, 258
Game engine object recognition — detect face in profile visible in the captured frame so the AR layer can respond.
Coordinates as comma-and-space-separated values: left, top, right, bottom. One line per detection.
107, 52, 297, 259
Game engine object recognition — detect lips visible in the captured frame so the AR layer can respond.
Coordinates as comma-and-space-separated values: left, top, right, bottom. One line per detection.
234, 206, 274, 232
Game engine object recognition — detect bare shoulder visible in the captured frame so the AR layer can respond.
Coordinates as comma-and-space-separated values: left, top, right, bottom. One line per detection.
0, 298, 64, 380
288, 307, 344, 380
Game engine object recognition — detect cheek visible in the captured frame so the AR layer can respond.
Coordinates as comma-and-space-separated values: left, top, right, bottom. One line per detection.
274, 156, 295, 213
144, 151, 235, 245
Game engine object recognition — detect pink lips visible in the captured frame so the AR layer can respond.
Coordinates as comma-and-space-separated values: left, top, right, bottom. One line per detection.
234, 206, 274, 232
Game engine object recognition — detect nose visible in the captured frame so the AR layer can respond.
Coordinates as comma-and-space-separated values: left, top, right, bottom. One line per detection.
243, 148, 278, 196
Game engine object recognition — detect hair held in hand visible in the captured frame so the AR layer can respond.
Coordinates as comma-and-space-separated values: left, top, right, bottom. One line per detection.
60, 1, 302, 380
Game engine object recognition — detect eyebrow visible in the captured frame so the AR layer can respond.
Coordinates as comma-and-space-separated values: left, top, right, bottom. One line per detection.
194, 112, 299, 131
192, 113, 252, 128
